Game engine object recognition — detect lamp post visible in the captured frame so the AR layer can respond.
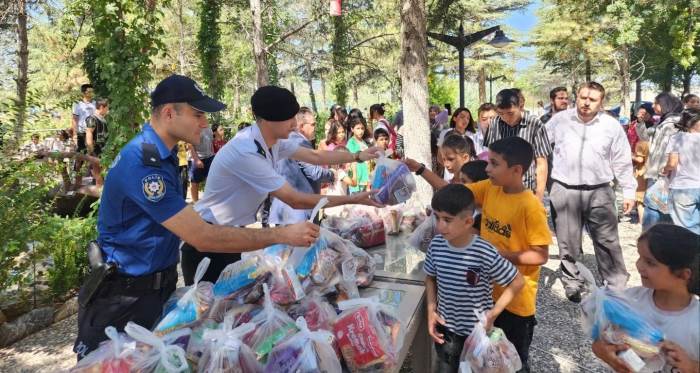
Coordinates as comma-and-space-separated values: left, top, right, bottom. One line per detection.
487, 74, 506, 103
428, 24, 513, 108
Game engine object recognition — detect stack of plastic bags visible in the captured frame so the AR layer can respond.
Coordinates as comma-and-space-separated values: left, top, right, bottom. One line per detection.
70, 326, 137, 373
244, 284, 300, 361
197, 320, 262, 373
322, 207, 386, 248
370, 154, 416, 206
578, 262, 665, 372
265, 316, 342, 373
333, 296, 404, 372
459, 311, 522, 373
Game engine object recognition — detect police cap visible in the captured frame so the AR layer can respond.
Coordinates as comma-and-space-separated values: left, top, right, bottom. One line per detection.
251, 86, 300, 121
151, 74, 226, 113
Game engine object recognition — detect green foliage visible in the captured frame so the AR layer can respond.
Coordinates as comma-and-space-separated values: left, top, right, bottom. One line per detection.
44, 215, 94, 299
332, 16, 349, 106
428, 70, 457, 107
82, 45, 110, 98
197, 0, 223, 99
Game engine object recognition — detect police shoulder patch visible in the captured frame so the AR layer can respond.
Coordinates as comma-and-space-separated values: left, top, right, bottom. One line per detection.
142, 174, 166, 202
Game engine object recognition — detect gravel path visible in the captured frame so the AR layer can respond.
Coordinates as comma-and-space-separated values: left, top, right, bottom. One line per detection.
0, 220, 644, 373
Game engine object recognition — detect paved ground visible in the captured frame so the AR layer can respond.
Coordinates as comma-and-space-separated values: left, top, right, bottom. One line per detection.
0, 219, 643, 373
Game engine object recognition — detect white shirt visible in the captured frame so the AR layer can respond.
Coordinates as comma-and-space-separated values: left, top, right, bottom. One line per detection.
547, 109, 637, 199
665, 131, 700, 189
624, 287, 699, 373
72, 100, 96, 133
194, 123, 300, 226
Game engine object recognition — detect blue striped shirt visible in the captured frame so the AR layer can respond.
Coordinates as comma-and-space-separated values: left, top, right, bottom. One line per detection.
424, 235, 518, 336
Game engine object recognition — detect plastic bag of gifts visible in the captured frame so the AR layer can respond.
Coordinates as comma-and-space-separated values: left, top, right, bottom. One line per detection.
644, 176, 670, 214
123, 322, 191, 373
332, 296, 404, 372
70, 326, 137, 373
370, 153, 416, 206
208, 255, 273, 322
264, 316, 342, 373
322, 206, 385, 248
244, 283, 299, 361
459, 311, 522, 373
578, 261, 665, 371
287, 291, 338, 332
155, 258, 214, 334
408, 211, 437, 252
197, 320, 262, 373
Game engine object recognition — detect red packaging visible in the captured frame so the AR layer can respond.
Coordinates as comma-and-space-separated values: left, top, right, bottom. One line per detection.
355, 220, 385, 248
333, 307, 388, 370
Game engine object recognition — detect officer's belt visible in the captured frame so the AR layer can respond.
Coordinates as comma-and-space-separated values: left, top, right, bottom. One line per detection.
105, 265, 177, 293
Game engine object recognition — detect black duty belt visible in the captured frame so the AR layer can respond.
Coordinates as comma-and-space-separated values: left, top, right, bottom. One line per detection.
553, 179, 610, 191
106, 265, 178, 293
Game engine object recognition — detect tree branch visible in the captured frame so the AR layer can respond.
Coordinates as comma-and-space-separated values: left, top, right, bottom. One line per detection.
266, 14, 321, 51
346, 33, 397, 53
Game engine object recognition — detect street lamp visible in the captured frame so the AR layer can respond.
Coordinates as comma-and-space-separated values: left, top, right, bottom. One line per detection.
486, 74, 505, 103
428, 24, 513, 108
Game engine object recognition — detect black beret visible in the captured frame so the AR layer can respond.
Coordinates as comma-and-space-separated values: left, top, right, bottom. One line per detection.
251, 86, 300, 121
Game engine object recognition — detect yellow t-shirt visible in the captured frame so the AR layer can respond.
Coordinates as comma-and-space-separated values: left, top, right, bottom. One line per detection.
177, 141, 188, 167
466, 179, 552, 317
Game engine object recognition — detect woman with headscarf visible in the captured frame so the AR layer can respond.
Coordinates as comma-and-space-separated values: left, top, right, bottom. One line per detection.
642, 92, 684, 229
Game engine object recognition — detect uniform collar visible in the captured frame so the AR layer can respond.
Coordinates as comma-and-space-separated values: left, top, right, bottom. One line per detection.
142, 123, 177, 160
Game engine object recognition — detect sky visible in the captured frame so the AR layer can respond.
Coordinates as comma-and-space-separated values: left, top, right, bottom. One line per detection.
503, 0, 541, 72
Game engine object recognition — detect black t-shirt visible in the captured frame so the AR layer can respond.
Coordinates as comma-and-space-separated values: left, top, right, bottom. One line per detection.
85, 115, 108, 147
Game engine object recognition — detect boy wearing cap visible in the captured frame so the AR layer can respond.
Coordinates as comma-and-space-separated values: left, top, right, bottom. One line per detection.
182, 85, 382, 285
74, 75, 321, 360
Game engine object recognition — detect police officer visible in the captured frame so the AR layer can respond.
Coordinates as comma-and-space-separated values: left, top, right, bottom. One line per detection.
74, 75, 319, 359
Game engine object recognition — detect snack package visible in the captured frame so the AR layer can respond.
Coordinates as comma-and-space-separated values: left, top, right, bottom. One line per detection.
370, 155, 416, 206
185, 319, 220, 366
578, 263, 665, 371
124, 322, 190, 373
336, 259, 360, 302
198, 322, 263, 373
241, 244, 292, 263
333, 297, 404, 372
264, 317, 342, 373
459, 311, 522, 373
289, 233, 339, 286
287, 292, 337, 332
322, 207, 385, 248
380, 206, 403, 235
267, 256, 305, 305
399, 204, 426, 233
408, 213, 437, 252
245, 284, 299, 361
155, 258, 214, 334
70, 326, 136, 373
208, 256, 272, 322
334, 234, 376, 287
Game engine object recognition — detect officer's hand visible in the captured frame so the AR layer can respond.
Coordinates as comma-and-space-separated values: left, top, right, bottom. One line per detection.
280, 221, 320, 247
359, 146, 382, 162
350, 190, 384, 208
195, 159, 204, 169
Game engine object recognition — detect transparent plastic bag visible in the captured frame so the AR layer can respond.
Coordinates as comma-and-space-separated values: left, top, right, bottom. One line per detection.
333, 235, 376, 288
209, 256, 272, 322
124, 322, 190, 373
645, 177, 670, 214
198, 322, 262, 373
408, 213, 436, 252
380, 206, 403, 235
336, 259, 360, 302
185, 319, 220, 366
70, 326, 137, 373
287, 292, 337, 332
268, 256, 305, 305
245, 284, 299, 361
578, 263, 665, 370
155, 258, 214, 334
322, 207, 385, 248
370, 154, 416, 206
459, 311, 522, 373
264, 317, 342, 373
333, 296, 404, 372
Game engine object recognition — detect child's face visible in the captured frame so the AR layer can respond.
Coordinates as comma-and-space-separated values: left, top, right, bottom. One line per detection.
216, 126, 225, 137
336, 127, 346, 142
636, 239, 690, 291
375, 135, 389, 150
442, 148, 470, 175
486, 152, 521, 187
352, 124, 365, 139
434, 210, 474, 243
689, 119, 700, 133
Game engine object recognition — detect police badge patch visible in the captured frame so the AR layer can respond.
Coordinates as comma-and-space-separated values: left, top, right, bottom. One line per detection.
142, 174, 166, 202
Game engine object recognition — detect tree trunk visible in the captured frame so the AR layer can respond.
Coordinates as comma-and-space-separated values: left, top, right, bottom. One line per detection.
306, 61, 317, 113
662, 61, 673, 92
353, 86, 359, 107
585, 58, 592, 82
399, 0, 431, 208
232, 75, 240, 118
176, 0, 186, 74
682, 69, 692, 96
15, 0, 29, 144
619, 46, 631, 119
332, 16, 348, 106
250, 0, 268, 87
320, 76, 327, 109
635, 79, 642, 108
478, 67, 486, 104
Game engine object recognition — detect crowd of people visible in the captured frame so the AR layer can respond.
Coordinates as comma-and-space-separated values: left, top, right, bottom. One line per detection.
64, 73, 699, 373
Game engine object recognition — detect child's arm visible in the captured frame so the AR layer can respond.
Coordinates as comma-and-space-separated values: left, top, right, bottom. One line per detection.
425, 275, 446, 344
661, 152, 679, 176
403, 158, 448, 189
485, 272, 524, 330
591, 339, 633, 373
498, 245, 549, 266
342, 175, 357, 187
661, 340, 700, 373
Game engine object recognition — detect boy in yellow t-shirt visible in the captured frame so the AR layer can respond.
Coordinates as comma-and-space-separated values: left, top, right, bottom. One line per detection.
467, 136, 551, 372
404, 136, 551, 372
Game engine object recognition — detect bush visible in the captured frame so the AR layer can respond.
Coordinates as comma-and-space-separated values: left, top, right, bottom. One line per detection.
45, 215, 94, 299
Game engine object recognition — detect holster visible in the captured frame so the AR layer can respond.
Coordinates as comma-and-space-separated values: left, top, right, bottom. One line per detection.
79, 241, 117, 308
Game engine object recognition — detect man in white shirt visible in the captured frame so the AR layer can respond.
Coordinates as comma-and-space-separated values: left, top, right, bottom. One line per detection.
72, 83, 96, 187
181, 86, 381, 284
546, 82, 636, 303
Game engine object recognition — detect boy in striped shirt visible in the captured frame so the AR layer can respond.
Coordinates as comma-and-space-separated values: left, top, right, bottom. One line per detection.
424, 184, 525, 372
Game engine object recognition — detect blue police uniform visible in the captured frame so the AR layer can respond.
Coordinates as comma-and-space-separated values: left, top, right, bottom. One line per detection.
74, 124, 185, 359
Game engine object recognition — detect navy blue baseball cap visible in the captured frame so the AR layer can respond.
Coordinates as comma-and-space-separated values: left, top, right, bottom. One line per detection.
150, 74, 226, 113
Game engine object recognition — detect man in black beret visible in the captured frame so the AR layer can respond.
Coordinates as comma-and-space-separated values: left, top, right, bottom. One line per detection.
180, 85, 382, 284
